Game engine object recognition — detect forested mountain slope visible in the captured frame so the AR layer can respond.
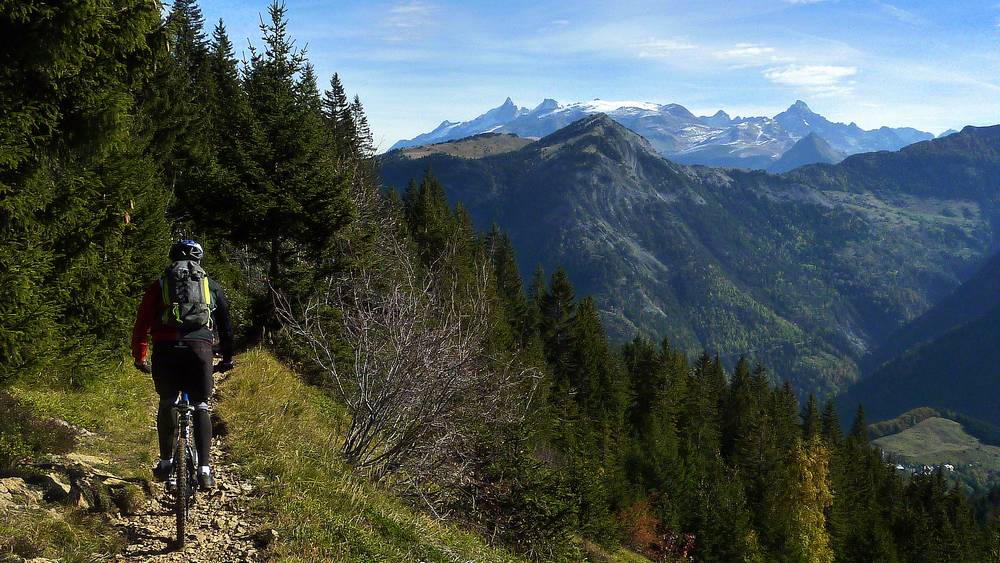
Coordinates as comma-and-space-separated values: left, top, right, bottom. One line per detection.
5, 1, 1000, 561
866, 249, 1000, 371
837, 247, 1000, 428
381, 116, 998, 395
840, 300, 1000, 427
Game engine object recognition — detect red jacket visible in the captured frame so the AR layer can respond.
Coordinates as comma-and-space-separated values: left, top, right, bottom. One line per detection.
131, 277, 234, 362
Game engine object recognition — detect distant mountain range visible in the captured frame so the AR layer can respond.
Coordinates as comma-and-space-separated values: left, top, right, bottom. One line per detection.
390, 98, 935, 170
380, 117, 1000, 395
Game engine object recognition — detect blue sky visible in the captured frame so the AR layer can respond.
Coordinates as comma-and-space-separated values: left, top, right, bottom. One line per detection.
199, 0, 1000, 150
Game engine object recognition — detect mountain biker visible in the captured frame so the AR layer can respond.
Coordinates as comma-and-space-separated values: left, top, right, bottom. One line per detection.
131, 240, 235, 490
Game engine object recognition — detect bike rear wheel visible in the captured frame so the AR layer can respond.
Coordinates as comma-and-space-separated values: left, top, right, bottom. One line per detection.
174, 432, 188, 547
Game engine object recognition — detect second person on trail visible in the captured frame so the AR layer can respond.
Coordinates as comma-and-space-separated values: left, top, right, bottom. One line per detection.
131, 239, 235, 490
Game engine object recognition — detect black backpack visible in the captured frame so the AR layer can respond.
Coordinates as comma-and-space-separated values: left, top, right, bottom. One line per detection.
160, 260, 213, 330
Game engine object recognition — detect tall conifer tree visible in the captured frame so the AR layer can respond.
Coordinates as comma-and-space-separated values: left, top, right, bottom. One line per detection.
322, 72, 354, 156
0, 0, 169, 382
802, 393, 821, 440
821, 400, 843, 445
241, 1, 352, 282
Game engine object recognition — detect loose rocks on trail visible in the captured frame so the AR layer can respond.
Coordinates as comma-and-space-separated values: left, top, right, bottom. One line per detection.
109, 373, 266, 562
1, 372, 270, 561
108, 439, 265, 562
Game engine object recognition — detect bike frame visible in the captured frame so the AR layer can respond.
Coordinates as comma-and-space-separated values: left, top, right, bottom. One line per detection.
175, 392, 199, 471
170, 392, 199, 547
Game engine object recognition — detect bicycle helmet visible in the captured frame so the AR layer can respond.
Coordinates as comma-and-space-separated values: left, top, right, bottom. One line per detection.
169, 239, 205, 262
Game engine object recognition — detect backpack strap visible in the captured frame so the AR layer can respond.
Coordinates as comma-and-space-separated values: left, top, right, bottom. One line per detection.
160, 275, 181, 326
202, 276, 214, 329
160, 275, 170, 305
201, 276, 212, 308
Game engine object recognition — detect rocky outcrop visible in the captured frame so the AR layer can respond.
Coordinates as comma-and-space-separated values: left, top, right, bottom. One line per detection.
15, 453, 148, 514
0, 477, 43, 509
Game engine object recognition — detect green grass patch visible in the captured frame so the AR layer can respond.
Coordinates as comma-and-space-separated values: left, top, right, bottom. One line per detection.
8, 358, 159, 479
1, 357, 159, 561
1, 350, 648, 561
0, 506, 124, 561
874, 417, 1000, 469
218, 349, 522, 562
869, 407, 942, 439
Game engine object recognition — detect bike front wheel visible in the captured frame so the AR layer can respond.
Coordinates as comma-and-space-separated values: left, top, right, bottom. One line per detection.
174, 432, 189, 547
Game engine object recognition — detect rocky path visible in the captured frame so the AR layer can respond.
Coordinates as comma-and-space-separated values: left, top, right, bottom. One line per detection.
109, 375, 269, 562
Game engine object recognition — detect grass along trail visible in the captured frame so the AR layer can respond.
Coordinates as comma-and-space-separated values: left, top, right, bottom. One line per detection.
109, 370, 267, 562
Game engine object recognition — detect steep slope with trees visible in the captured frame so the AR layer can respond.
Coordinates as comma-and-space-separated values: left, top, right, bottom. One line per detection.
866, 249, 1000, 371
838, 248, 1000, 428
381, 116, 997, 395
841, 302, 1000, 427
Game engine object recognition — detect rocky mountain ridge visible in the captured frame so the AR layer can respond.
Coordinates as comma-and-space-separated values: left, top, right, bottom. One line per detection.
391, 98, 935, 170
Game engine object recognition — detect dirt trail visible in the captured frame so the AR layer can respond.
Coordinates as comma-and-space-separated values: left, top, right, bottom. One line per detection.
109, 373, 267, 562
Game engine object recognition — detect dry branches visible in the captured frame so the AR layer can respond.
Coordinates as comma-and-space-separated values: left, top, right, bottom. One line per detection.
275, 224, 538, 494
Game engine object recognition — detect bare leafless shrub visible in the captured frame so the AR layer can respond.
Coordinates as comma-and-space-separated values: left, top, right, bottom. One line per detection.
275, 221, 539, 508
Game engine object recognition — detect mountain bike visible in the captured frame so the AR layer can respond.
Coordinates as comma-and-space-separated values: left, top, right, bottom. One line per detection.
167, 392, 199, 548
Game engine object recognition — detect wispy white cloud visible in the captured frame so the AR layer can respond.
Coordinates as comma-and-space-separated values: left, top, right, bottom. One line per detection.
537, 19, 570, 33
719, 43, 776, 58
381, 1, 436, 41
714, 43, 795, 70
633, 37, 698, 58
875, 2, 923, 26
763, 64, 857, 97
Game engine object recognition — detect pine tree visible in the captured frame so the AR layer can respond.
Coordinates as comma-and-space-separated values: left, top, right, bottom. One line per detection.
828, 410, 898, 562
681, 352, 723, 461
297, 63, 323, 115
166, 0, 209, 69
821, 399, 843, 445
241, 1, 353, 283
322, 72, 355, 156
350, 95, 374, 157
488, 227, 534, 346
803, 393, 821, 440
691, 463, 761, 562
404, 171, 456, 265
540, 268, 578, 396
187, 19, 265, 242
849, 404, 869, 444
0, 0, 169, 382
155, 0, 215, 205
528, 264, 547, 332
721, 356, 753, 461
572, 298, 625, 431
622, 336, 679, 498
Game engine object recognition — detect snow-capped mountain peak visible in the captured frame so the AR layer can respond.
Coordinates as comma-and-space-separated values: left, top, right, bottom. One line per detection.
389, 97, 935, 169
572, 99, 662, 113
529, 98, 561, 115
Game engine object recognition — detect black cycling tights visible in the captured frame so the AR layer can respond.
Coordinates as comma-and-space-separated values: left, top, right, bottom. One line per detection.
151, 340, 215, 466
